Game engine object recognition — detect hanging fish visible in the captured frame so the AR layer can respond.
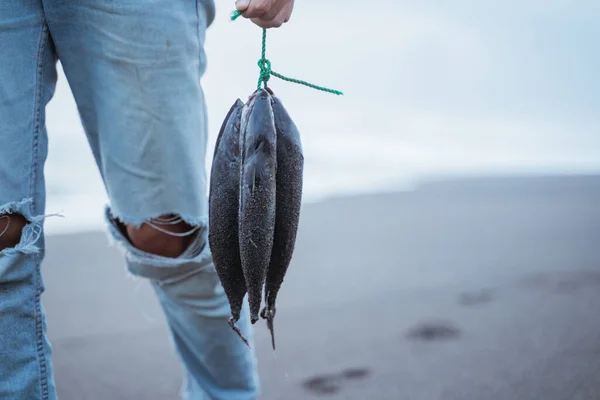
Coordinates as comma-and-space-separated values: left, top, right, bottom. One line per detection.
208, 99, 250, 347
238, 88, 278, 324
222, 4, 341, 350
261, 94, 304, 349
210, 88, 306, 350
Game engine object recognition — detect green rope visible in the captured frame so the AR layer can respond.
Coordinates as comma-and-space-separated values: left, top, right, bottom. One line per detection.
230, 10, 343, 95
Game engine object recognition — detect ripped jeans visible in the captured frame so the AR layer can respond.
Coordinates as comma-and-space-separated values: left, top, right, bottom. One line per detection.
0, 1, 259, 399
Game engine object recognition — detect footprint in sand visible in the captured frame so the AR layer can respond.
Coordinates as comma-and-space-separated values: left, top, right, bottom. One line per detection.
459, 289, 494, 306
406, 321, 462, 341
302, 368, 371, 396
519, 271, 600, 294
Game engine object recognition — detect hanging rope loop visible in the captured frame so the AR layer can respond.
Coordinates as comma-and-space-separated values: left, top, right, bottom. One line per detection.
230, 9, 343, 95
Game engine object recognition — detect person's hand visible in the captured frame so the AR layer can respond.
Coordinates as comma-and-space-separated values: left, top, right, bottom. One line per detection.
235, 0, 294, 29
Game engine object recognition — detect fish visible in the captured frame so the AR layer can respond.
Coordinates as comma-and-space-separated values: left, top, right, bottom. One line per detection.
208, 99, 250, 347
238, 88, 278, 324
260, 94, 304, 349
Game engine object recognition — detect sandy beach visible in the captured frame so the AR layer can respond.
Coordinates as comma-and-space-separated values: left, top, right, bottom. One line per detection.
43, 175, 600, 400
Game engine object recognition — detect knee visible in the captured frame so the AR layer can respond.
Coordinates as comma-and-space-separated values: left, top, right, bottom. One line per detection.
0, 214, 27, 251
125, 215, 195, 258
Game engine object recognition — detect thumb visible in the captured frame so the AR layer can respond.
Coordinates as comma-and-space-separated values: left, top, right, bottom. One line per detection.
235, 0, 250, 12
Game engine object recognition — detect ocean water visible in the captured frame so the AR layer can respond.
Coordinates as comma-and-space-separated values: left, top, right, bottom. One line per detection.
43, 0, 600, 234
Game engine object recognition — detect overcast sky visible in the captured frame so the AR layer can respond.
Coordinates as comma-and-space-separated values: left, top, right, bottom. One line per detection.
43, 0, 600, 231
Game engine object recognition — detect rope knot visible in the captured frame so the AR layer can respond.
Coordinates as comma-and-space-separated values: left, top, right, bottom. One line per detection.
257, 58, 272, 86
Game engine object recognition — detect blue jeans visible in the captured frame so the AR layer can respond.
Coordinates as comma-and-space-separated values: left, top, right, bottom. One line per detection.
0, 1, 259, 399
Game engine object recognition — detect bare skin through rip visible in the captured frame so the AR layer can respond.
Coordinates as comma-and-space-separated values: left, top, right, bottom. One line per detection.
0, 214, 27, 252
124, 214, 196, 259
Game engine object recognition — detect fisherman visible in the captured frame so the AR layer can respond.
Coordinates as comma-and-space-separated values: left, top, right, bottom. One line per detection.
0, 0, 294, 399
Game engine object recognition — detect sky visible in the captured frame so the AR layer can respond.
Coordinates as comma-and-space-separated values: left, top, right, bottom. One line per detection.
43, 0, 600, 232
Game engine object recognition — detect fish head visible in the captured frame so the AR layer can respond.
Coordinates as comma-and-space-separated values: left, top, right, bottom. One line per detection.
271, 95, 303, 154
213, 99, 243, 159
240, 88, 277, 163
241, 88, 275, 135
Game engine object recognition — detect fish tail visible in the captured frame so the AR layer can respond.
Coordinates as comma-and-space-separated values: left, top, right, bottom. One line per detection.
267, 314, 276, 350
228, 317, 252, 349
261, 303, 277, 350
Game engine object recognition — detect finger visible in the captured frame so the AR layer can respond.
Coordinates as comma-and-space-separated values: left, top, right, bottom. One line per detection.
250, 2, 293, 29
235, 0, 251, 14
241, 0, 277, 19
261, 0, 288, 21
275, 2, 293, 24
250, 17, 283, 29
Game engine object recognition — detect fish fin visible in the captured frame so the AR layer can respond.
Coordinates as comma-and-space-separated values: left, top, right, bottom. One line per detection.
267, 316, 276, 350
228, 317, 251, 349
261, 305, 276, 350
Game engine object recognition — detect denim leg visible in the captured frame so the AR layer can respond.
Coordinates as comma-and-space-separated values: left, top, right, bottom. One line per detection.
105, 211, 260, 400
0, 2, 58, 399
44, 0, 260, 398
44, 0, 216, 222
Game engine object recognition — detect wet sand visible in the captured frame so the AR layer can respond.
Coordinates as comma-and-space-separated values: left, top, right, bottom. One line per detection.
43, 175, 600, 400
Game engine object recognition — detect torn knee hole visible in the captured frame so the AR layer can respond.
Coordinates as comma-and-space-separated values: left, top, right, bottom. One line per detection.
0, 214, 28, 252
124, 214, 200, 259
